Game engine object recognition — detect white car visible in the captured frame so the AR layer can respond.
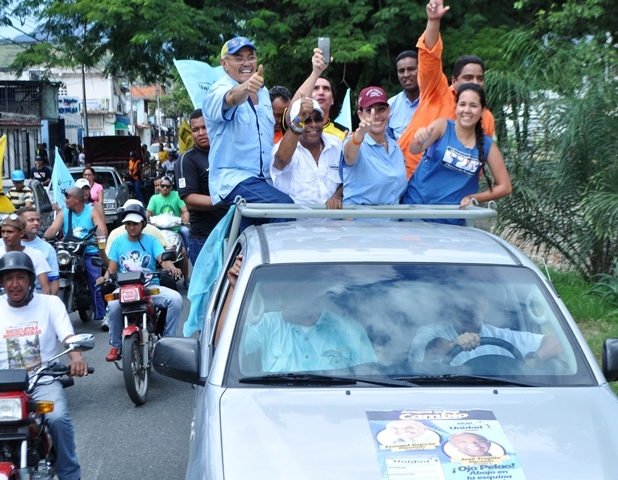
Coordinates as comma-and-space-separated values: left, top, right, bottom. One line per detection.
155, 204, 618, 480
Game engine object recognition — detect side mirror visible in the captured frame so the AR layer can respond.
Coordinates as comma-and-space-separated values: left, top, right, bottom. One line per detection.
602, 339, 618, 381
160, 250, 176, 262
153, 337, 204, 386
40, 203, 53, 213
64, 333, 95, 352
91, 257, 104, 268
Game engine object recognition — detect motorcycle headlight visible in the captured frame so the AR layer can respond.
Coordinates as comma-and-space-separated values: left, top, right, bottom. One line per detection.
57, 250, 71, 266
0, 397, 23, 421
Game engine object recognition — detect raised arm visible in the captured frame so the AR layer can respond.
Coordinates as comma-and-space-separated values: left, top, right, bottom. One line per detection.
224, 65, 265, 109
424, 0, 450, 50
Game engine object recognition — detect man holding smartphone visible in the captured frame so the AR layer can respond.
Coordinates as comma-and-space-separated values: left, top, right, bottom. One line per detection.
203, 37, 293, 229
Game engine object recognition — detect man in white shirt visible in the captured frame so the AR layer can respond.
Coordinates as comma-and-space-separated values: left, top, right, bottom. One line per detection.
271, 97, 343, 208
0, 214, 51, 294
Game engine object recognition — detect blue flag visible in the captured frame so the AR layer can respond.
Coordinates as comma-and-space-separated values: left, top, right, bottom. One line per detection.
51, 148, 75, 209
184, 206, 236, 337
173, 59, 225, 110
335, 88, 352, 131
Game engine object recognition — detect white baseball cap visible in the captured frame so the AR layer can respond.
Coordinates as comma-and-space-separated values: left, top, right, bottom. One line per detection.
122, 213, 145, 224
75, 178, 90, 189
289, 98, 323, 122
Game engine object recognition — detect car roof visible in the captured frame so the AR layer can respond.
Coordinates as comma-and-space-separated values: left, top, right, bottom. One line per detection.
242, 221, 524, 267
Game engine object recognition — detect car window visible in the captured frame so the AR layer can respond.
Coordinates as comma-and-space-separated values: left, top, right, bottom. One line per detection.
228, 264, 594, 386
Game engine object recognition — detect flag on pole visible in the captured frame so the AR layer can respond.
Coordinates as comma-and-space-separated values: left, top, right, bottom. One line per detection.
0, 135, 15, 213
335, 88, 352, 131
51, 148, 75, 209
173, 59, 225, 110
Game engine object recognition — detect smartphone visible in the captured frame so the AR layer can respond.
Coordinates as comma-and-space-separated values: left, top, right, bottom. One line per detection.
318, 37, 331, 64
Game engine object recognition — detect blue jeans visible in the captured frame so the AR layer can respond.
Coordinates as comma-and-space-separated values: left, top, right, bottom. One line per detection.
223, 177, 294, 231
188, 236, 207, 265
107, 285, 183, 349
32, 382, 80, 480
179, 225, 190, 250
84, 253, 106, 319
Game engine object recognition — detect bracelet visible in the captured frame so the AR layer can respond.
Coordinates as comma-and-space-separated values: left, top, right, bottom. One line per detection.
351, 132, 363, 145
293, 116, 305, 127
289, 121, 304, 135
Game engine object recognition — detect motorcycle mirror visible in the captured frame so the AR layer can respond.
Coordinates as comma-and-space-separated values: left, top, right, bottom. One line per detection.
40, 203, 53, 213
91, 257, 104, 268
161, 251, 176, 262
64, 333, 95, 352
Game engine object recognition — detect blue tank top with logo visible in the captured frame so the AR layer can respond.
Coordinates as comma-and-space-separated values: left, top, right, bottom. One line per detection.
62, 205, 97, 254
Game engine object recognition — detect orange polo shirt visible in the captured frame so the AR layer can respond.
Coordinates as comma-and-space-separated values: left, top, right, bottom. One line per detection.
398, 32, 495, 179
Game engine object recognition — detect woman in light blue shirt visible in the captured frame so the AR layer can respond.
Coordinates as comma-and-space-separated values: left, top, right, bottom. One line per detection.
341, 87, 407, 206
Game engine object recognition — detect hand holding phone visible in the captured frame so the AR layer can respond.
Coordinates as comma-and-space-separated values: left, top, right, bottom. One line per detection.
318, 37, 331, 64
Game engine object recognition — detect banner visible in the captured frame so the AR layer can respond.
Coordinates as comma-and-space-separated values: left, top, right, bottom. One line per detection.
173, 59, 225, 110
335, 88, 352, 131
178, 119, 194, 154
0, 135, 15, 213
51, 148, 75, 209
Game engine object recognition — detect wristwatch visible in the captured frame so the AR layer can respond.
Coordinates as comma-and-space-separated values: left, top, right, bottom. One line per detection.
289, 121, 304, 135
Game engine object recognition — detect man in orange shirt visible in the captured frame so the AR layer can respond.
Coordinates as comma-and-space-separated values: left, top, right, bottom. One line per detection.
398, 0, 495, 179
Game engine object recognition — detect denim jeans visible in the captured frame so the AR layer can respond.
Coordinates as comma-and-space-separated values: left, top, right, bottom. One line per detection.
32, 381, 80, 480
223, 176, 294, 231
179, 225, 190, 250
107, 285, 183, 349
84, 253, 106, 319
188, 236, 207, 265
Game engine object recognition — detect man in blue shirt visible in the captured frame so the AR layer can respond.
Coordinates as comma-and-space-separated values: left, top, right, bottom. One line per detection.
387, 51, 420, 141
203, 36, 293, 229
99, 203, 183, 362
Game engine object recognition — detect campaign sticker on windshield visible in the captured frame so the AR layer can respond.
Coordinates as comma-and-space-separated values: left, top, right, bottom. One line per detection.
366, 409, 526, 480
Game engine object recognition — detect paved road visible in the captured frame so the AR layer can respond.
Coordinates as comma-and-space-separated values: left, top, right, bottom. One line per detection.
65, 288, 194, 479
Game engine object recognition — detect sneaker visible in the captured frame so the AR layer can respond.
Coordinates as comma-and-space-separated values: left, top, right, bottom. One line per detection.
101, 316, 109, 332
105, 348, 121, 362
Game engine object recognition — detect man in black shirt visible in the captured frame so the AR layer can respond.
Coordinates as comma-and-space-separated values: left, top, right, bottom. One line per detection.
29, 156, 52, 187
175, 109, 229, 265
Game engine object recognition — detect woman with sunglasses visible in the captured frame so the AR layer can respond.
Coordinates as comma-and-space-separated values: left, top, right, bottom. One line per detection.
82, 166, 104, 205
342, 87, 407, 208
271, 96, 343, 209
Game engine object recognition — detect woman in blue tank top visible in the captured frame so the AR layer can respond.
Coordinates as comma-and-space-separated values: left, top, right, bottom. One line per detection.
402, 84, 511, 224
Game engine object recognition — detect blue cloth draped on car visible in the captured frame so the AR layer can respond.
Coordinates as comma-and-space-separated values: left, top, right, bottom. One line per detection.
184, 205, 236, 337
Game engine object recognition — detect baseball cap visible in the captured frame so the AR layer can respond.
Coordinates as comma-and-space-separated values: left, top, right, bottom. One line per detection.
358, 86, 389, 109
75, 178, 90, 189
122, 213, 145, 224
288, 98, 324, 122
221, 37, 256, 59
35, 156, 43, 162
1, 213, 25, 230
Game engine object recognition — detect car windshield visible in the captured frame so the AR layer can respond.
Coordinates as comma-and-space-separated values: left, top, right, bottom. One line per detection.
69, 171, 116, 190
228, 264, 594, 387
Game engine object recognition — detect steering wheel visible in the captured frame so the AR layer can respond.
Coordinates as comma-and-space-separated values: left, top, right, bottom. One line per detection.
441, 337, 525, 365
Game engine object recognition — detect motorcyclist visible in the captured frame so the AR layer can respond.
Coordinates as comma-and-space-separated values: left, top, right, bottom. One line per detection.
0, 251, 88, 480
98, 203, 183, 362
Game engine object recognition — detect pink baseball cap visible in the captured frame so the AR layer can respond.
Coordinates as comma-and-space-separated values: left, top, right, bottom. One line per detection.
358, 86, 388, 109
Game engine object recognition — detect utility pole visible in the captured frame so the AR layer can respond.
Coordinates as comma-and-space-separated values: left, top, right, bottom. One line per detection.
81, 23, 89, 138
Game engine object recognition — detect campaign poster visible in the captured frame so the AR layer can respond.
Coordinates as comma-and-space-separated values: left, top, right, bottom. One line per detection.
366, 409, 526, 480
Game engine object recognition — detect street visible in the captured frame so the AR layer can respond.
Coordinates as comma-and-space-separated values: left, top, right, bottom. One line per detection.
65, 289, 194, 479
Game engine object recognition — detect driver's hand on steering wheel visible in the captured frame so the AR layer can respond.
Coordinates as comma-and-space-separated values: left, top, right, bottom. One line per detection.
454, 332, 481, 351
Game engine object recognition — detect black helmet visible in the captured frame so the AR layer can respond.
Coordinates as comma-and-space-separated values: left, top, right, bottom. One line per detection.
121, 203, 147, 223
129, 151, 137, 158
0, 251, 36, 285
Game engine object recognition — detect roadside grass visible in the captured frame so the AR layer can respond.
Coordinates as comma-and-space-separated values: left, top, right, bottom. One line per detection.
549, 269, 618, 393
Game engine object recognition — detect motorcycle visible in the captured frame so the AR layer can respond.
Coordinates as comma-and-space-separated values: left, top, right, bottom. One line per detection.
0, 334, 94, 480
100, 252, 175, 406
51, 226, 98, 323
149, 214, 184, 267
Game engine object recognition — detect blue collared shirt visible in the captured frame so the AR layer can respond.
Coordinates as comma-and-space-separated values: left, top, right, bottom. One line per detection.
244, 309, 377, 373
387, 91, 419, 140
203, 75, 275, 203
341, 135, 408, 206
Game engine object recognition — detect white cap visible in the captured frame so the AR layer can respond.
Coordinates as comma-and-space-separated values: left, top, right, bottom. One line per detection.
75, 178, 90, 189
122, 213, 145, 224
289, 98, 323, 122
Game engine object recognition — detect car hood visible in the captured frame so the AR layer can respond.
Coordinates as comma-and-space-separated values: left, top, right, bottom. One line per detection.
219, 386, 618, 480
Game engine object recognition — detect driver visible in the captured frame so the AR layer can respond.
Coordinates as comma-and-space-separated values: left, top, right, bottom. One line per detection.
228, 256, 377, 372
0, 251, 89, 480
98, 203, 183, 362
409, 288, 562, 367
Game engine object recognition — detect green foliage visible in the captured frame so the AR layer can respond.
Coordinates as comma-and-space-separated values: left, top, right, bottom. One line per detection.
589, 262, 618, 309
490, 29, 618, 278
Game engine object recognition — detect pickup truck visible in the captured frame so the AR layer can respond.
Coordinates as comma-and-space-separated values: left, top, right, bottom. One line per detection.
83, 136, 142, 174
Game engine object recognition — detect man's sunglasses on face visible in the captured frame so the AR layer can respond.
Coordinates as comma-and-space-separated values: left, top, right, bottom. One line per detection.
160, 184, 172, 189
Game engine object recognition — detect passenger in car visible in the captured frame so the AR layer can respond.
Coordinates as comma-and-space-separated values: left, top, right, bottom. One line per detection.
408, 289, 562, 367
224, 256, 377, 372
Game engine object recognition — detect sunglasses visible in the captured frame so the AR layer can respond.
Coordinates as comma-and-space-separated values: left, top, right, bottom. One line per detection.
160, 184, 172, 189
304, 115, 324, 125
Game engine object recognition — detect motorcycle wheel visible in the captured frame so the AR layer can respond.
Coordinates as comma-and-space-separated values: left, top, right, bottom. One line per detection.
122, 332, 149, 405
78, 308, 92, 323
